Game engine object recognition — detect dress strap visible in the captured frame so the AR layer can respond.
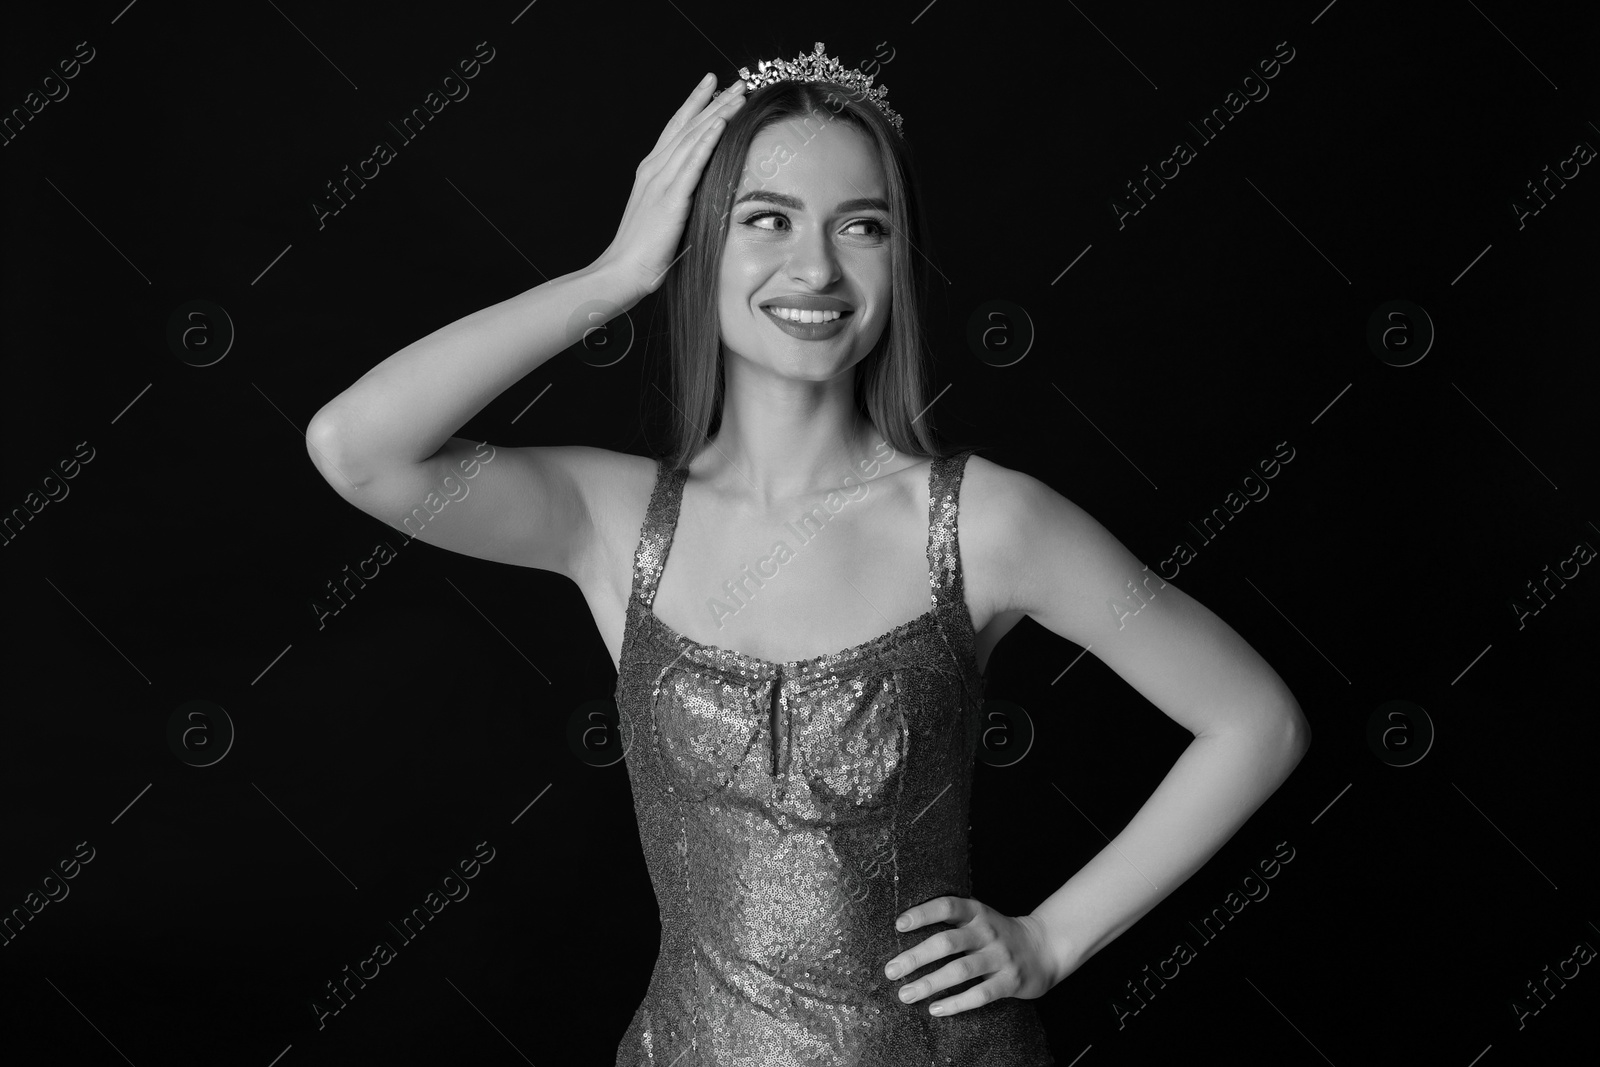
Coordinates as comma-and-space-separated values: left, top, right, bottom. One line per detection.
629, 459, 691, 611
634, 450, 977, 617
925, 448, 977, 619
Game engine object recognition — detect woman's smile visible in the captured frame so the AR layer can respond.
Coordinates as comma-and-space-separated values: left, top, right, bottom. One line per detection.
758, 303, 851, 342
759, 301, 855, 340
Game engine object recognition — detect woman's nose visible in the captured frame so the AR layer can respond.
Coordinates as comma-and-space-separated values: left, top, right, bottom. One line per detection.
787, 230, 840, 288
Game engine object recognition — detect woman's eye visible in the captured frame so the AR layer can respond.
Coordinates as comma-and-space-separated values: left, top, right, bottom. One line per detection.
742, 212, 889, 238
744, 211, 790, 231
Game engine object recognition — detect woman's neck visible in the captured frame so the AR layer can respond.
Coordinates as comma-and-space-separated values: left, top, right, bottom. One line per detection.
696, 360, 888, 506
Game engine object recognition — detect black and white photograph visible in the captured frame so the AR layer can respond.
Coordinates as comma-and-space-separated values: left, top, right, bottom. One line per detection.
2, 1, 1595, 1064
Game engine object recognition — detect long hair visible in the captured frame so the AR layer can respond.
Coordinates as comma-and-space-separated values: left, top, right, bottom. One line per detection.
655, 77, 945, 471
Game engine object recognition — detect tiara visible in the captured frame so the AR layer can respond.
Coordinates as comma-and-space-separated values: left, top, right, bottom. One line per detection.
736, 41, 904, 134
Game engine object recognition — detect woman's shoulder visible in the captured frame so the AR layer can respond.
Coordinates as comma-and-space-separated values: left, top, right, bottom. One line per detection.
955, 450, 1073, 525
951, 450, 1108, 609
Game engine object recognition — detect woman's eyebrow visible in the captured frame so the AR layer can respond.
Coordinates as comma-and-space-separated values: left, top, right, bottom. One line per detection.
732, 190, 889, 213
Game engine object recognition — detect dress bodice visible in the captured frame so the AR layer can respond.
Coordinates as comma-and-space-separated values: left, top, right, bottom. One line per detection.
611, 449, 1055, 1066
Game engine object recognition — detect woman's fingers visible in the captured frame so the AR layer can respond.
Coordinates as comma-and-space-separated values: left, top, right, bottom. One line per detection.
646, 74, 720, 160
655, 91, 743, 190
662, 114, 733, 206
598, 74, 747, 298
649, 73, 719, 156
644, 79, 746, 178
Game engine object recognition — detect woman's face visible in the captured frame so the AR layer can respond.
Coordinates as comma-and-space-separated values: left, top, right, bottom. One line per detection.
717, 115, 892, 382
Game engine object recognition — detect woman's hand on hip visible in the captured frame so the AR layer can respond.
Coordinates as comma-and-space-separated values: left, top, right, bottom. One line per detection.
883, 896, 1065, 1017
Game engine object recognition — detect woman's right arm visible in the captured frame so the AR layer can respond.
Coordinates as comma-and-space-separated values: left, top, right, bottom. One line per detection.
304, 261, 642, 579
305, 72, 747, 580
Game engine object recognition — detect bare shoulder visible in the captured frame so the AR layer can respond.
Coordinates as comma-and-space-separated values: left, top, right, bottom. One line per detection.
955, 454, 1049, 624
956, 452, 1130, 625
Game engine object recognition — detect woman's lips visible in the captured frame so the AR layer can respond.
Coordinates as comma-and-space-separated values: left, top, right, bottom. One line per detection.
760, 306, 853, 340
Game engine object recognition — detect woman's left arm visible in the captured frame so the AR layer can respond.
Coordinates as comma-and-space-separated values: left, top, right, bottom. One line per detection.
887, 464, 1311, 1014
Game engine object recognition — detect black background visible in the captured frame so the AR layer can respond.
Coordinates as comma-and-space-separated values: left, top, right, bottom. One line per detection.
2, 1, 1597, 1064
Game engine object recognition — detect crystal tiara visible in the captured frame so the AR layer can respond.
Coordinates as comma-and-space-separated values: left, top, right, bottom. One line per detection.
735, 42, 904, 135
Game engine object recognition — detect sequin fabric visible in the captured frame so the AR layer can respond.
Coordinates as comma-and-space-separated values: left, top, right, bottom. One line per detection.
612, 450, 1056, 1066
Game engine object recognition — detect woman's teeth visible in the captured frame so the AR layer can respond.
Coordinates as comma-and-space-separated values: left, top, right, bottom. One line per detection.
767, 307, 843, 323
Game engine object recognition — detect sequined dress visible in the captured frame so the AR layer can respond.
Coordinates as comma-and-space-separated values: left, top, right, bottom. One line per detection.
612, 449, 1056, 1066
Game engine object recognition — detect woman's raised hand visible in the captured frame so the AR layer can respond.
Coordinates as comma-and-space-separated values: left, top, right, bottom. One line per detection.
594, 73, 747, 301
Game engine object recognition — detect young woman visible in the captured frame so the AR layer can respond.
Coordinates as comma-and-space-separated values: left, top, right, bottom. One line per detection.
306, 46, 1310, 1066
